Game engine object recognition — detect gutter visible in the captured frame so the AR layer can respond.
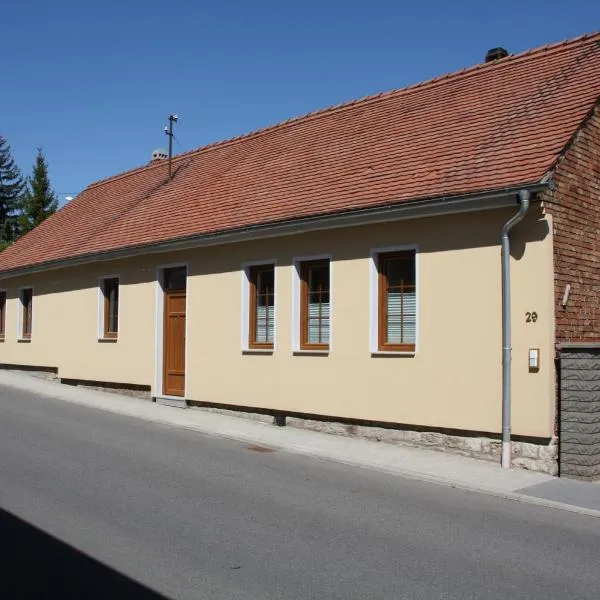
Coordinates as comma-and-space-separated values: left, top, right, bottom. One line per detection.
0, 182, 546, 279
500, 189, 531, 469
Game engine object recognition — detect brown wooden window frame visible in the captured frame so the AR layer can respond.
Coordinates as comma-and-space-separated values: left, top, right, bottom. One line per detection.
377, 250, 416, 353
102, 277, 119, 339
0, 291, 6, 341
20, 288, 33, 340
300, 259, 331, 351
248, 264, 275, 350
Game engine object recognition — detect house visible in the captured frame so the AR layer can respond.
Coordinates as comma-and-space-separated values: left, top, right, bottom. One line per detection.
1, 33, 600, 477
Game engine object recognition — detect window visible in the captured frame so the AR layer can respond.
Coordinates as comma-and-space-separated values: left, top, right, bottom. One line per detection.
248, 264, 275, 349
163, 267, 186, 292
20, 288, 33, 339
300, 260, 330, 350
0, 291, 6, 340
377, 251, 416, 352
102, 278, 119, 338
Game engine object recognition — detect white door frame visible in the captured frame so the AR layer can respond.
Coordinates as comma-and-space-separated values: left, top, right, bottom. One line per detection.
154, 262, 188, 399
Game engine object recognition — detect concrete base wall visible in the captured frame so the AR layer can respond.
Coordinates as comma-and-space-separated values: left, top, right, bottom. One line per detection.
191, 403, 558, 475
559, 346, 600, 480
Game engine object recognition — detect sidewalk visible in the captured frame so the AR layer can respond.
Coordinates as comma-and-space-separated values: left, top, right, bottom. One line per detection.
1, 370, 598, 518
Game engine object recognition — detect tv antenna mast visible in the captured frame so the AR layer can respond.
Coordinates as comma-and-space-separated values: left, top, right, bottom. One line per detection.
164, 114, 178, 179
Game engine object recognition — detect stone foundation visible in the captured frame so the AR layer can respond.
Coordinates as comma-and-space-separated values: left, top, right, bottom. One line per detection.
190, 404, 558, 475
559, 345, 600, 481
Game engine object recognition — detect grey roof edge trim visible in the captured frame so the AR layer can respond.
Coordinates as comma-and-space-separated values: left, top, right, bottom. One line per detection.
558, 343, 600, 350
0, 182, 547, 279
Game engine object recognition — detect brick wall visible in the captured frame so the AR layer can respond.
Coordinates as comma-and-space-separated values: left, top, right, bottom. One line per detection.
544, 103, 600, 344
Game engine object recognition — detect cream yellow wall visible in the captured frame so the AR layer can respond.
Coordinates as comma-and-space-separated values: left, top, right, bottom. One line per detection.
0, 260, 157, 386
0, 207, 556, 438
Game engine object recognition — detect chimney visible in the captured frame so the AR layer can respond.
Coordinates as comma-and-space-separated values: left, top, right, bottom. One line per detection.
485, 47, 509, 62
150, 148, 168, 163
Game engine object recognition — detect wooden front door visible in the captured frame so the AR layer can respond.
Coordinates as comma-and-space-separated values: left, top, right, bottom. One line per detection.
163, 267, 187, 397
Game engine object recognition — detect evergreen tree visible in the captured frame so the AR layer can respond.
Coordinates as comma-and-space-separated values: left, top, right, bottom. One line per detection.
19, 148, 58, 236
0, 136, 24, 248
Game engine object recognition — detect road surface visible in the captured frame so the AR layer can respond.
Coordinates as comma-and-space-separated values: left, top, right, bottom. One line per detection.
0, 384, 598, 599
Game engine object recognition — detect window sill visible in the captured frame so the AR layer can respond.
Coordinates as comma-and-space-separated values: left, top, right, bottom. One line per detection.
293, 349, 329, 356
242, 349, 274, 355
371, 350, 416, 357
98, 337, 118, 343
17, 338, 31, 343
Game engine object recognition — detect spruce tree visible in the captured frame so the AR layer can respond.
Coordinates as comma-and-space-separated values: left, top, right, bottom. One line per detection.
20, 148, 58, 236
0, 136, 24, 248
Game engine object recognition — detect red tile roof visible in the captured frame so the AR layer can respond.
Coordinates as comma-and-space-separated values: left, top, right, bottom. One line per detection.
2, 33, 600, 275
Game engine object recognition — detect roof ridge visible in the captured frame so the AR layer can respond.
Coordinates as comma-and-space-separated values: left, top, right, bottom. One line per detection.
86, 30, 600, 192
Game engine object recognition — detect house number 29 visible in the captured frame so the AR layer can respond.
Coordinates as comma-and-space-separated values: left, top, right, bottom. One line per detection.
525, 312, 538, 323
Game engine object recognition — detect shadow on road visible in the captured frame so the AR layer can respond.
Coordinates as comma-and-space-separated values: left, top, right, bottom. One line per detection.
0, 506, 171, 599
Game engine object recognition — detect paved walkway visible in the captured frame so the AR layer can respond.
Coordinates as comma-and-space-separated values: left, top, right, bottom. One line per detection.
1, 370, 598, 517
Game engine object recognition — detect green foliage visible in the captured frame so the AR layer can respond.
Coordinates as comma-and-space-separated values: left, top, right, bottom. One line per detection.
19, 147, 58, 236
0, 136, 25, 245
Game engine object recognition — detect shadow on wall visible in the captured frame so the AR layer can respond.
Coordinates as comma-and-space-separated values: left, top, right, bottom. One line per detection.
3, 260, 156, 300
5, 201, 551, 297
190, 201, 551, 277
0, 507, 171, 599
509, 203, 549, 261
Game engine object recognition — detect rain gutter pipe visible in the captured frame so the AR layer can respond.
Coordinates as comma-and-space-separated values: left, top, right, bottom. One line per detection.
501, 189, 531, 469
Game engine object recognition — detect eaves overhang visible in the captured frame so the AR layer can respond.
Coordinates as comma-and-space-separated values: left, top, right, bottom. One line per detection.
0, 181, 548, 280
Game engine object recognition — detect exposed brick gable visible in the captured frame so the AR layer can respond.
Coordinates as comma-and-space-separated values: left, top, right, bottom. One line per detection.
544, 103, 600, 344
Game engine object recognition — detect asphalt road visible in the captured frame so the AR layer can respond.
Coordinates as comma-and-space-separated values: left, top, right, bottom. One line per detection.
1, 385, 599, 600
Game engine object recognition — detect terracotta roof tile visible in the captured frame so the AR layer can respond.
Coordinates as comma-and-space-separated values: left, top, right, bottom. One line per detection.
2, 32, 600, 274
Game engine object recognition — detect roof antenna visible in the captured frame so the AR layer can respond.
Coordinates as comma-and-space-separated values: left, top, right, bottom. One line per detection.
164, 114, 178, 179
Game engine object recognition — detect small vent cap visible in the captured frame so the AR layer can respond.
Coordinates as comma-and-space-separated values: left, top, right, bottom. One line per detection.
151, 148, 168, 162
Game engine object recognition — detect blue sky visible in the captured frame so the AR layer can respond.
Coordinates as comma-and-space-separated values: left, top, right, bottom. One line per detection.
2, 0, 598, 205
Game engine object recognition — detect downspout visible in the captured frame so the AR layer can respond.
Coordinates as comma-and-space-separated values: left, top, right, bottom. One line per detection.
501, 189, 530, 469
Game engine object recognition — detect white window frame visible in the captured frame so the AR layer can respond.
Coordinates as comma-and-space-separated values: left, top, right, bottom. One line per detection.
17, 286, 34, 341
241, 259, 277, 353
97, 275, 120, 341
292, 254, 333, 354
0, 288, 7, 340
369, 245, 419, 355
